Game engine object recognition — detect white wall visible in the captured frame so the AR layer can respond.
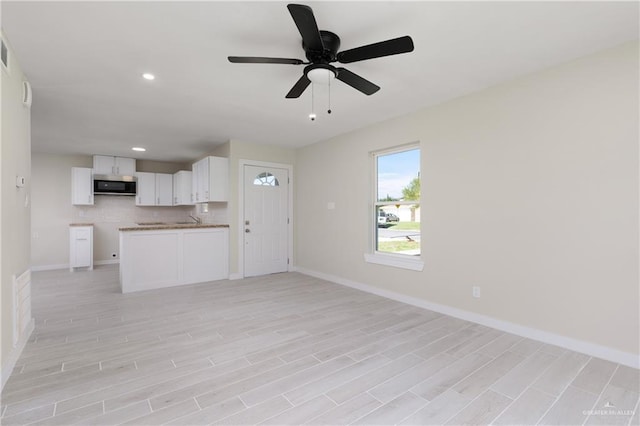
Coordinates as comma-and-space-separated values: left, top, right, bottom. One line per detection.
295, 42, 639, 359
31, 153, 196, 269
1, 32, 32, 384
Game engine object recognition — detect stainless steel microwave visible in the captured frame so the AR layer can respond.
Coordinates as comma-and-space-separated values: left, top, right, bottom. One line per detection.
93, 175, 136, 195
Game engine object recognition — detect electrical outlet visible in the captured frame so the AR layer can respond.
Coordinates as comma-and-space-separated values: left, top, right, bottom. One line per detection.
472, 286, 481, 298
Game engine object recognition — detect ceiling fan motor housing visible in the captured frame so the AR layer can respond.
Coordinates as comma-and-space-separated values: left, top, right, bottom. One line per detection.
304, 30, 340, 63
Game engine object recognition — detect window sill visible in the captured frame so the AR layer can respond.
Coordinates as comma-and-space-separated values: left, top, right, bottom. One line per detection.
364, 253, 424, 271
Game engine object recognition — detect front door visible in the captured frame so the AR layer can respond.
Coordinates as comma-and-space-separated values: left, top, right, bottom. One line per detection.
243, 165, 289, 277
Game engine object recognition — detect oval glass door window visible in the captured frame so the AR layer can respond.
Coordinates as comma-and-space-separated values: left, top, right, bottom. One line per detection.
253, 172, 279, 186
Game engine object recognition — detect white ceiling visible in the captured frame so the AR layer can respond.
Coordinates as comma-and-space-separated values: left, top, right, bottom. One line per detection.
2, 1, 638, 162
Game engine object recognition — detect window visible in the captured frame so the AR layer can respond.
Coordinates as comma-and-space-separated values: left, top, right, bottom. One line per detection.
365, 144, 423, 271
253, 172, 279, 186
1, 39, 8, 70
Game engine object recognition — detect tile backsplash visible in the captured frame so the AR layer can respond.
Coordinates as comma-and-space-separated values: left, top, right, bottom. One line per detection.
72, 196, 228, 225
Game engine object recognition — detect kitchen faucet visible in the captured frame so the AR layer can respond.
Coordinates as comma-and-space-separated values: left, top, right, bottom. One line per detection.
189, 215, 201, 224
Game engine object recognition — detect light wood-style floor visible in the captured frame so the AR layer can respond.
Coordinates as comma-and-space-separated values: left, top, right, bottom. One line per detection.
1, 266, 638, 425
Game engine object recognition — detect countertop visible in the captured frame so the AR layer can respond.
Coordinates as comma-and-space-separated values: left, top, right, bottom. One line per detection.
119, 223, 229, 232
69, 223, 94, 227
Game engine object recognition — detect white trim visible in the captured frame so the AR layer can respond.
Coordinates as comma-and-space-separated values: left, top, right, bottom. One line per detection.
31, 259, 119, 272
95, 259, 119, 266
364, 253, 424, 271
238, 159, 294, 279
1, 319, 34, 391
31, 263, 69, 272
294, 266, 640, 369
370, 142, 422, 263
228, 273, 244, 281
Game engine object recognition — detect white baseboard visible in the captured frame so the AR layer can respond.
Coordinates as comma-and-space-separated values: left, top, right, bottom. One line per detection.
95, 259, 119, 266
1, 318, 34, 391
31, 260, 119, 272
30, 263, 68, 272
294, 266, 639, 369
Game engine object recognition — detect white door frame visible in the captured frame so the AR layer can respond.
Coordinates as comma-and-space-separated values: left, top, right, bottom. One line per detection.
237, 159, 294, 279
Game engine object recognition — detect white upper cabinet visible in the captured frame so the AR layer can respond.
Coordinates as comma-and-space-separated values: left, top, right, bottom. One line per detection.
136, 172, 173, 206
155, 173, 173, 206
173, 170, 193, 206
135, 172, 156, 206
191, 156, 228, 203
71, 167, 93, 205
93, 155, 136, 176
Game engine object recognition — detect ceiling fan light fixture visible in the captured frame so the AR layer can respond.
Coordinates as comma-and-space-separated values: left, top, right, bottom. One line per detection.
307, 67, 335, 85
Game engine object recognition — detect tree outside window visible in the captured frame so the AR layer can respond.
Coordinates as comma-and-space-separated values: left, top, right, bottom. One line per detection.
374, 146, 420, 256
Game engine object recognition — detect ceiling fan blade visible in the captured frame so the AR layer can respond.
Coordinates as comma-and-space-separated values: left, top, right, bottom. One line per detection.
335, 68, 380, 95
287, 4, 324, 52
228, 56, 304, 65
285, 74, 311, 98
337, 36, 414, 64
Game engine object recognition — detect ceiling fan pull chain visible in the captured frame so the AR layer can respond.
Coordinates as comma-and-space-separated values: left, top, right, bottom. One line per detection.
328, 73, 332, 115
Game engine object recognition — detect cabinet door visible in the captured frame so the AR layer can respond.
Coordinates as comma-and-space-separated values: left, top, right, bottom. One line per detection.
173, 173, 179, 206
207, 156, 229, 202
71, 167, 94, 205
93, 155, 115, 175
114, 157, 136, 176
192, 161, 200, 202
183, 229, 229, 284
70, 227, 92, 268
74, 237, 92, 267
198, 158, 210, 202
155, 173, 173, 206
136, 172, 156, 206
173, 171, 193, 205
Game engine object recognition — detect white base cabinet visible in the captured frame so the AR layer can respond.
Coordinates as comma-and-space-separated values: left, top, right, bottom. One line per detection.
119, 227, 229, 293
70, 226, 93, 271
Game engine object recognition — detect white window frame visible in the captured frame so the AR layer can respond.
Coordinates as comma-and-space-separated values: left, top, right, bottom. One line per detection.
364, 143, 424, 271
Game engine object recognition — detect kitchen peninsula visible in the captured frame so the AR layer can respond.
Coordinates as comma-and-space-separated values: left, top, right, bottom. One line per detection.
119, 223, 229, 293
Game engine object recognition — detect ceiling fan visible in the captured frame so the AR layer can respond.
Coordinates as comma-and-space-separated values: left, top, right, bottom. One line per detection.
228, 3, 415, 98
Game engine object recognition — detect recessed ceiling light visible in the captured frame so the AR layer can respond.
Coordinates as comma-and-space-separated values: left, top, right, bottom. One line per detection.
142, 73, 155, 80
132, 147, 146, 152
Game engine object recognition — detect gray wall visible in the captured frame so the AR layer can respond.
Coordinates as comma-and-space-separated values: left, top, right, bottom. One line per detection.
295, 41, 639, 357
1, 32, 32, 378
